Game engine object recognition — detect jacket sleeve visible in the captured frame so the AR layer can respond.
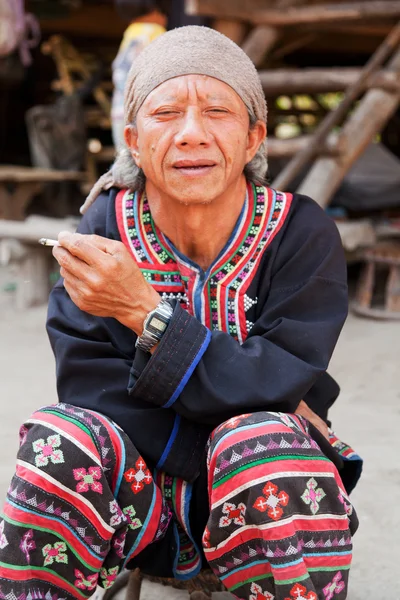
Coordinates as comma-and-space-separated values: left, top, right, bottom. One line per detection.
46, 191, 210, 480
128, 195, 348, 425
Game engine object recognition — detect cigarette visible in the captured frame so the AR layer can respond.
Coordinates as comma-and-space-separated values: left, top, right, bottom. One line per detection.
38, 238, 60, 247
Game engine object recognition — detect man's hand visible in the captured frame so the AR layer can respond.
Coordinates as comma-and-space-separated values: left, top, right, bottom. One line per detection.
53, 232, 161, 336
295, 400, 330, 440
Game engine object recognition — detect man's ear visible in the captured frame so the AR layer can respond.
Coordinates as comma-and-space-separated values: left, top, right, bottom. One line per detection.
124, 125, 141, 168
246, 120, 267, 164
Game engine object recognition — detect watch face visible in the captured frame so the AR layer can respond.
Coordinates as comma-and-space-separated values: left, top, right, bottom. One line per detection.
148, 315, 168, 334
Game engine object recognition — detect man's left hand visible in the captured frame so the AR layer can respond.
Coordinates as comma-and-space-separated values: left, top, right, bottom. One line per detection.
295, 400, 330, 440
53, 232, 161, 336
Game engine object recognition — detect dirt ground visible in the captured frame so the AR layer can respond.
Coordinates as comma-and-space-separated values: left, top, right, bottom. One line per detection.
0, 289, 399, 599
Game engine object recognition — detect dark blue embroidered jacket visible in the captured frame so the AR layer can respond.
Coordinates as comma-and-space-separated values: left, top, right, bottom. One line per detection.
46, 187, 348, 482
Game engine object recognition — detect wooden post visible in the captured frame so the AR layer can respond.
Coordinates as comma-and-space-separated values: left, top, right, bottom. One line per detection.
186, 0, 400, 26
212, 19, 246, 45
241, 25, 280, 66
297, 46, 400, 206
272, 20, 400, 192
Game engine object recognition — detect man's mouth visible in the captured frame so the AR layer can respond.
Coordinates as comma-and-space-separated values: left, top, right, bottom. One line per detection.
172, 159, 217, 174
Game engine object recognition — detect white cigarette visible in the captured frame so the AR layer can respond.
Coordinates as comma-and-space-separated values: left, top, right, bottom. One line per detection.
38, 238, 60, 247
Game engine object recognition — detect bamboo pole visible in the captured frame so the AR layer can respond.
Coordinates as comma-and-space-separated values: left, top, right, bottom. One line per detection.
271, 20, 400, 191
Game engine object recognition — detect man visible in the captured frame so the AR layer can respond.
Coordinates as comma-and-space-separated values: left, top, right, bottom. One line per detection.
0, 26, 360, 600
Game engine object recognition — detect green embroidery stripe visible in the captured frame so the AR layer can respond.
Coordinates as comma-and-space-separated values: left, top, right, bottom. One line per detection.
2, 514, 98, 571
40, 409, 94, 440
210, 182, 258, 278
171, 478, 178, 516
0, 561, 84, 592
150, 220, 175, 261
213, 455, 330, 488
229, 571, 310, 591
228, 563, 351, 591
141, 268, 181, 276
308, 565, 350, 573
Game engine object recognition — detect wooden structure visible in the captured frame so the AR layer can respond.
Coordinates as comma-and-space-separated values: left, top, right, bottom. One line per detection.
0, 214, 77, 309
353, 241, 400, 318
185, 0, 400, 210
0, 166, 85, 220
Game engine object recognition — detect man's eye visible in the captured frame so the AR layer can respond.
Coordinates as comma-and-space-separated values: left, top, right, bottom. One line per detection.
157, 111, 179, 116
208, 109, 228, 114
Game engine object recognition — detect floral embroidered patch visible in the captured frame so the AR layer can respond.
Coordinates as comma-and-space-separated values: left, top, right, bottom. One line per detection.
253, 481, 289, 521
219, 502, 246, 528
74, 569, 98, 591
323, 572, 346, 599
301, 478, 326, 515
250, 581, 275, 600
42, 541, 68, 566
32, 434, 64, 468
73, 466, 103, 494
0, 520, 8, 550
284, 583, 317, 600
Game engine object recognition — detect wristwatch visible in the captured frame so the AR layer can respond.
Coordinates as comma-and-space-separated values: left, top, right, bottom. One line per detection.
135, 299, 174, 353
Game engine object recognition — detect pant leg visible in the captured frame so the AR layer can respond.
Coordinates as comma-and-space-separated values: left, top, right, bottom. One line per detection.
203, 412, 358, 600
0, 403, 169, 600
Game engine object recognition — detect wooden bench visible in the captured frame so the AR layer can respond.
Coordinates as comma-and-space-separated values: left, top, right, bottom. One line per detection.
0, 215, 77, 309
0, 165, 85, 221
353, 241, 400, 319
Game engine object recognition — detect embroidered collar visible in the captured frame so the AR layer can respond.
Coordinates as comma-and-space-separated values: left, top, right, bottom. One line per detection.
116, 183, 292, 343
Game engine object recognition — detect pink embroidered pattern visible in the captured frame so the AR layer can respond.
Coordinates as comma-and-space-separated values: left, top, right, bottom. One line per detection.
0, 520, 8, 550
19, 529, 36, 563
32, 434, 64, 468
301, 478, 326, 515
100, 566, 120, 589
42, 541, 68, 566
74, 569, 98, 591
123, 505, 143, 530
73, 466, 103, 494
323, 572, 346, 599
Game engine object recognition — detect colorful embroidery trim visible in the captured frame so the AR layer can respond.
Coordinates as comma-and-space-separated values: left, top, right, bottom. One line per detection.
116, 183, 292, 343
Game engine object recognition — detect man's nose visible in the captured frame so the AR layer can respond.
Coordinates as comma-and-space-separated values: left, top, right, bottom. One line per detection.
174, 109, 210, 147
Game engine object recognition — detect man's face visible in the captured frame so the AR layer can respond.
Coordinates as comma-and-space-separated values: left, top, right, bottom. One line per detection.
125, 74, 265, 204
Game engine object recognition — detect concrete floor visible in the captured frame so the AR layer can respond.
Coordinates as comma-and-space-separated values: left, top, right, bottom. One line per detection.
0, 300, 399, 599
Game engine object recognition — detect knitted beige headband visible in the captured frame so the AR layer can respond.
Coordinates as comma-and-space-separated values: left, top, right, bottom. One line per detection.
81, 25, 267, 214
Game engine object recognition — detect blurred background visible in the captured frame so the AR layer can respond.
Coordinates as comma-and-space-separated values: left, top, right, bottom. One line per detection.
1, 1, 400, 598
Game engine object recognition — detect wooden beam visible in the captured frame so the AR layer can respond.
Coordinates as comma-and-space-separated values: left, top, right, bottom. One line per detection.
186, 1, 400, 26
267, 134, 343, 158
259, 67, 400, 95
297, 48, 400, 206
241, 26, 280, 66
271, 20, 400, 193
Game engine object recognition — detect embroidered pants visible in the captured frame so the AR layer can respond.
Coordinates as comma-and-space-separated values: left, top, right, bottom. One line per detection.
0, 404, 358, 600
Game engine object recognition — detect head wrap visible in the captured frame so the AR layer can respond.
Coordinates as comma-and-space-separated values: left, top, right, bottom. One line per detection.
81, 25, 267, 213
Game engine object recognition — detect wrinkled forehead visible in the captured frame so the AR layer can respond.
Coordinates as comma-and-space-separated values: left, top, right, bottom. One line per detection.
138, 73, 249, 112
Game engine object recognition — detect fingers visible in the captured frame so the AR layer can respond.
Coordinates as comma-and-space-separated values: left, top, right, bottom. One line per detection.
54, 247, 103, 290
57, 232, 120, 264
61, 266, 103, 314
